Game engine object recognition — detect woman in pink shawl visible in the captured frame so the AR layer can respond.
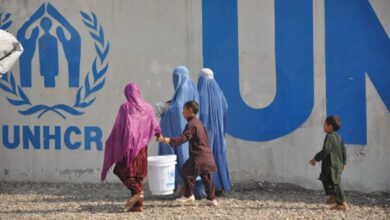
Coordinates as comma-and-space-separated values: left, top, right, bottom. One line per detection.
101, 83, 161, 212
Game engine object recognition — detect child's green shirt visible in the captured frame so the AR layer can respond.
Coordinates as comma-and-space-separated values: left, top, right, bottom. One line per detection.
314, 132, 346, 184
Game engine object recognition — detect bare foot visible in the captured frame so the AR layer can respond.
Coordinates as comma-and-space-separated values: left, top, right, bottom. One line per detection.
125, 191, 144, 208
128, 206, 143, 212
330, 203, 348, 211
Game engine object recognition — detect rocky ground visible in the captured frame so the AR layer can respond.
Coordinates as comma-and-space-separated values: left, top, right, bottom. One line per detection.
0, 181, 389, 219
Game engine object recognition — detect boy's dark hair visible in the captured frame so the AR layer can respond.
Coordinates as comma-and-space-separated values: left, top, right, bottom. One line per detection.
184, 101, 199, 114
325, 115, 341, 131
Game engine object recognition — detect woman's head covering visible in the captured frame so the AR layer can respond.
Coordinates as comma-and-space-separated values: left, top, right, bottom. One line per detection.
158, 66, 199, 183
124, 83, 143, 111
101, 83, 161, 181
198, 67, 214, 79
197, 68, 231, 191
171, 66, 198, 103
197, 68, 228, 129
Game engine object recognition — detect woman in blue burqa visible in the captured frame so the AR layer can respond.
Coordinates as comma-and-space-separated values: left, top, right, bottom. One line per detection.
158, 66, 205, 199
197, 68, 231, 196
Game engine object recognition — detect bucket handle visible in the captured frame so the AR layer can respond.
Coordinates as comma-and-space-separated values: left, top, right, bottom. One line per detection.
168, 142, 175, 155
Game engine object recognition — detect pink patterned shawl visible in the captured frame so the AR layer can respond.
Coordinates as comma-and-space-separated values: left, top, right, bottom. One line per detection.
101, 83, 161, 181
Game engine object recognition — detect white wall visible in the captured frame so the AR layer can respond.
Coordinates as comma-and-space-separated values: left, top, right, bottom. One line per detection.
0, 0, 389, 192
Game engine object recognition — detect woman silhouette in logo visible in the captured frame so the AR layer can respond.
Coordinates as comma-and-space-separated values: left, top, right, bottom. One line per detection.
38, 17, 59, 87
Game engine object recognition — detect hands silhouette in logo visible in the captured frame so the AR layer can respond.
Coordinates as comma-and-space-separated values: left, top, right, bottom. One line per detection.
17, 4, 44, 87
47, 3, 81, 88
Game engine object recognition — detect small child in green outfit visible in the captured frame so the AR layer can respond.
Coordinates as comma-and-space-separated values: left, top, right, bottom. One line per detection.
309, 115, 347, 210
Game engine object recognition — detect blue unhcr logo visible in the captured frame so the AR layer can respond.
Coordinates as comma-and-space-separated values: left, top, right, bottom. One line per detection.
0, 4, 104, 151
0, 3, 110, 119
166, 170, 175, 188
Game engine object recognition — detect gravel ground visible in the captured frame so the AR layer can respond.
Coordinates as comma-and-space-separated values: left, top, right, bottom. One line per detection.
0, 181, 389, 219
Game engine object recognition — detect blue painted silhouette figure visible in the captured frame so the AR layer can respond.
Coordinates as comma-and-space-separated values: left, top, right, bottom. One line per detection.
47, 3, 81, 87
39, 17, 59, 87
17, 4, 45, 87
17, 3, 81, 88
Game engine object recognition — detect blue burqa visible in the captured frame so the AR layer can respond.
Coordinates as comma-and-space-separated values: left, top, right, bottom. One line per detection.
197, 68, 231, 192
158, 66, 205, 197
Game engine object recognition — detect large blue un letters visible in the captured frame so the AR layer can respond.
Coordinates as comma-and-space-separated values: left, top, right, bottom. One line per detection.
202, 0, 390, 145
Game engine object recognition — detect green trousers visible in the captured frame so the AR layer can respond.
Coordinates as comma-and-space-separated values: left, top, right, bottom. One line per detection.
321, 177, 346, 204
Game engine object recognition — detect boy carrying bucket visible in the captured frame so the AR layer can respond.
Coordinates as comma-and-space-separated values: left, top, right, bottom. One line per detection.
157, 101, 218, 206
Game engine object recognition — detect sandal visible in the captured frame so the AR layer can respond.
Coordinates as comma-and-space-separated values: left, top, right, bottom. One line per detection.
125, 191, 144, 208
128, 206, 143, 212
330, 203, 347, 211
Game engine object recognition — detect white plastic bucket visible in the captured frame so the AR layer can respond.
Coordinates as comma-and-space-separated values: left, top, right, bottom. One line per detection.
147, 155, 177, 195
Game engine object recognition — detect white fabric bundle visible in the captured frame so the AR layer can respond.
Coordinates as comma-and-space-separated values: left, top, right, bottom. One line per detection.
155, 101, 170, 118
0, 30, 24, 76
